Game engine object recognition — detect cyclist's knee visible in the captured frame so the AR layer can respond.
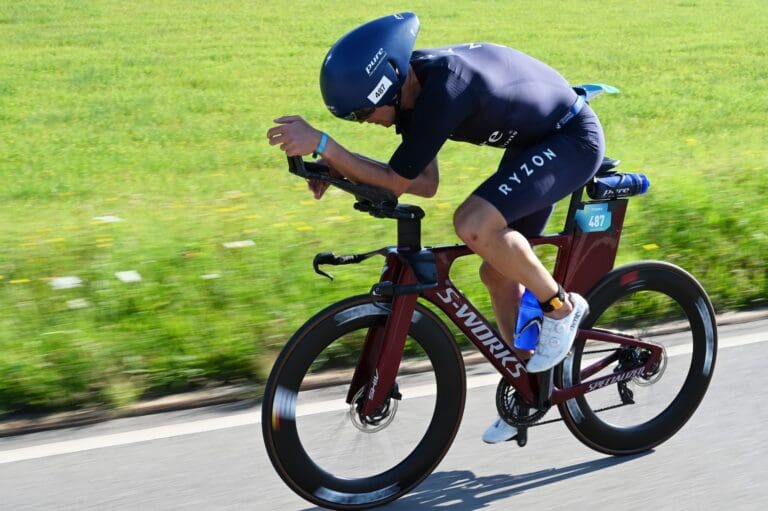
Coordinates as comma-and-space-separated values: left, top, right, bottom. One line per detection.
453, 198, 502, 245
453, 219, 479, 246
453, 204, 476, 244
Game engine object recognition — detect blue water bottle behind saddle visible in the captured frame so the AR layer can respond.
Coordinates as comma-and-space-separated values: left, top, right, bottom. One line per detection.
514, 289, 543, 350
586, 173, 650, 200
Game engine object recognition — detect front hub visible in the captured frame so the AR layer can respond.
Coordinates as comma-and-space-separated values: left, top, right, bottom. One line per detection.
349, 384, 401, 433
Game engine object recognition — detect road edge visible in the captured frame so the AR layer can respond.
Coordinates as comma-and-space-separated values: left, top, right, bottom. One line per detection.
2, 308, 766, 438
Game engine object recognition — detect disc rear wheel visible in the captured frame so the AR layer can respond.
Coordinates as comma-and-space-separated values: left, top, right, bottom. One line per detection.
559, 262, 717, 455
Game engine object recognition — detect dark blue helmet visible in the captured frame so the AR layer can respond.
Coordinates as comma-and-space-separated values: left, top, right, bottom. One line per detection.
320, 12, 420, 121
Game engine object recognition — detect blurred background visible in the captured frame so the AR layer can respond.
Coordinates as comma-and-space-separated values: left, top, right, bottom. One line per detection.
1, 0, 766, 417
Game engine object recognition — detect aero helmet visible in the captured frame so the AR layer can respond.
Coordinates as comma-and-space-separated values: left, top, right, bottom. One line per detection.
320, 12, 420, 121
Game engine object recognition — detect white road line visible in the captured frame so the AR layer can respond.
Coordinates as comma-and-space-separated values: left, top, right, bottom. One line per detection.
0, 415, 259, 465
0, 333, 764, 465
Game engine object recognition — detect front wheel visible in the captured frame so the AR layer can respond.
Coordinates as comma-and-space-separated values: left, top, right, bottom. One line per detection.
262, 295, 466, 510
558, 262, 717, 455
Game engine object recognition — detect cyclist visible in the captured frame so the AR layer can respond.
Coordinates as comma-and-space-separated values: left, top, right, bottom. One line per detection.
266, 12, 604, 444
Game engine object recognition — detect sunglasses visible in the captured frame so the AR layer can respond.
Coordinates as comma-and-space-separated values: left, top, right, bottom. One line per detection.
343, 107, 376, 122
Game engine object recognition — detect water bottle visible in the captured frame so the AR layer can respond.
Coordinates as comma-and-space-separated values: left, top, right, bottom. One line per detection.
586, 173, 650, 200
514, 289, 543, 350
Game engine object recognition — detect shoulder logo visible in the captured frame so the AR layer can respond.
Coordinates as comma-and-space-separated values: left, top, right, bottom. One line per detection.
488, 131, 503, 143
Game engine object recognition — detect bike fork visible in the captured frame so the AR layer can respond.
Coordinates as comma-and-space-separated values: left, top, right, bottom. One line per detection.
347, 260, 419, 418
361, 291, 417, 416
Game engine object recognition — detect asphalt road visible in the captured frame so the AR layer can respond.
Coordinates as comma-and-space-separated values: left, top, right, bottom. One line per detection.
1, 319, 767, 510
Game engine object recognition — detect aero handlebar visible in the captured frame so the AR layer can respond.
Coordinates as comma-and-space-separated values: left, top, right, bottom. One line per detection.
287, 156, 398, 212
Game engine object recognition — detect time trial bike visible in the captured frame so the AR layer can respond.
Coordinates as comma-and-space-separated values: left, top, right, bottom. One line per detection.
261, 91, 717, 511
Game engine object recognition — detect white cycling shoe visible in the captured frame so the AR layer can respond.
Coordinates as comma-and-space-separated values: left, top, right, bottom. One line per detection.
526, 293, 589, 373
482, 416, 518, 444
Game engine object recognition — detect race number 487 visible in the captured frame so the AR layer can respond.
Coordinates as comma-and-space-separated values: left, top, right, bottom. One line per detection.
575, 203, 612, 233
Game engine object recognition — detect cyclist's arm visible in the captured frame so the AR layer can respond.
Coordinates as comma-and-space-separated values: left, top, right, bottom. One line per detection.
321, 138, 435, 198
406, 157, 439, 197
355, 153, 439, 198
268, 115, 430, 197
267, 115, 438, 197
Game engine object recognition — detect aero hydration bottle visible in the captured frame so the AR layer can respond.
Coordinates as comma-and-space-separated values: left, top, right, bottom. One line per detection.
586, 173, 650, 200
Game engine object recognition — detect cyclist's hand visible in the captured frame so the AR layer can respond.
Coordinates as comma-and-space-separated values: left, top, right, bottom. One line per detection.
308, 159, 341, 200
267, 115, 324, 157
308, 178, 329, 200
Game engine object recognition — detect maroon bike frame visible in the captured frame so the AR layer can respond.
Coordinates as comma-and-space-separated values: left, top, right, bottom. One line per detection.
355, 195, 664, 417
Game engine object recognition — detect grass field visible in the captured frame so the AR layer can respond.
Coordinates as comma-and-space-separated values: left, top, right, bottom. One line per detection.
1, 0, 766, 414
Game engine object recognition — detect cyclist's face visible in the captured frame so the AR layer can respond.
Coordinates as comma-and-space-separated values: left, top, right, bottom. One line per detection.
362, 106, 396, 128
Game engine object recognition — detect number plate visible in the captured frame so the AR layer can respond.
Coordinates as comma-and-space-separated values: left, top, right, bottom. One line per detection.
575, 203, 612, 233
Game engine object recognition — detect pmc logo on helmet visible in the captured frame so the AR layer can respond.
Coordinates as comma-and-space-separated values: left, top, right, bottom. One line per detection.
365, 47, 387, 76
367, 75, 393, 105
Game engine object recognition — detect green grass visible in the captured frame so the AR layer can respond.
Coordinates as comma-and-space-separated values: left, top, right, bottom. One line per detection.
1, 0, 766, 414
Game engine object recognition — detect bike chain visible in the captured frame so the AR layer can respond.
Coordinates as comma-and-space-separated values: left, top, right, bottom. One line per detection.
495, 377, 637, 429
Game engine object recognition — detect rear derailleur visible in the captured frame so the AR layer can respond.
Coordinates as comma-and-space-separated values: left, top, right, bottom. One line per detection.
614, 345, 667, 405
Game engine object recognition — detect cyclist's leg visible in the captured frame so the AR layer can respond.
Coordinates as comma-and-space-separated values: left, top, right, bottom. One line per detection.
466, 107, 604, 442
468, 200, 572, 443
480, 252, 543, 444
454, 110, 604, 371
479, 206, 553, 356
456, 197, 584, 444
479, 262, 523, 348
457, 140, 589, 303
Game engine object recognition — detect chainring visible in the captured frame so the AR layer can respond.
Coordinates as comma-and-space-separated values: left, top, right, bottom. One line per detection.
495, 378, 549, 428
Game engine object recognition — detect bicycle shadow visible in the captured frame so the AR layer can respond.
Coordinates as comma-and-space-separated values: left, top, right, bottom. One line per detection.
300, 452, 651, 510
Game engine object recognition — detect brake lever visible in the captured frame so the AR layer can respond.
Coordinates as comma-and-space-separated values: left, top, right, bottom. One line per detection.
312, 249, 387, 281
313, 252, 337, 280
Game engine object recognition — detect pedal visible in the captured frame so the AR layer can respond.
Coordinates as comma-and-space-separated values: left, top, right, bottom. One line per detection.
516, 426, 528, 447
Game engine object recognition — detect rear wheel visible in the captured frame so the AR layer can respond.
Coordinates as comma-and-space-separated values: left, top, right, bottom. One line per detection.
262, 295, 466, 510
559, 262, 717, 455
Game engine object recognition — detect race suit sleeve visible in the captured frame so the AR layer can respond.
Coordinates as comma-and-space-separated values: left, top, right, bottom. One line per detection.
389, 64, 478, 179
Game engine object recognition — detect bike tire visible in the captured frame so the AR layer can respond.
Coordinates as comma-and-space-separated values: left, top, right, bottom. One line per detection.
262, 295, 466, 510
558, 261, 717, 455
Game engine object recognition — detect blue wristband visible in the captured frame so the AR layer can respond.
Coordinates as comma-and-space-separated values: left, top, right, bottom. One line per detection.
312, 132, 328, 158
